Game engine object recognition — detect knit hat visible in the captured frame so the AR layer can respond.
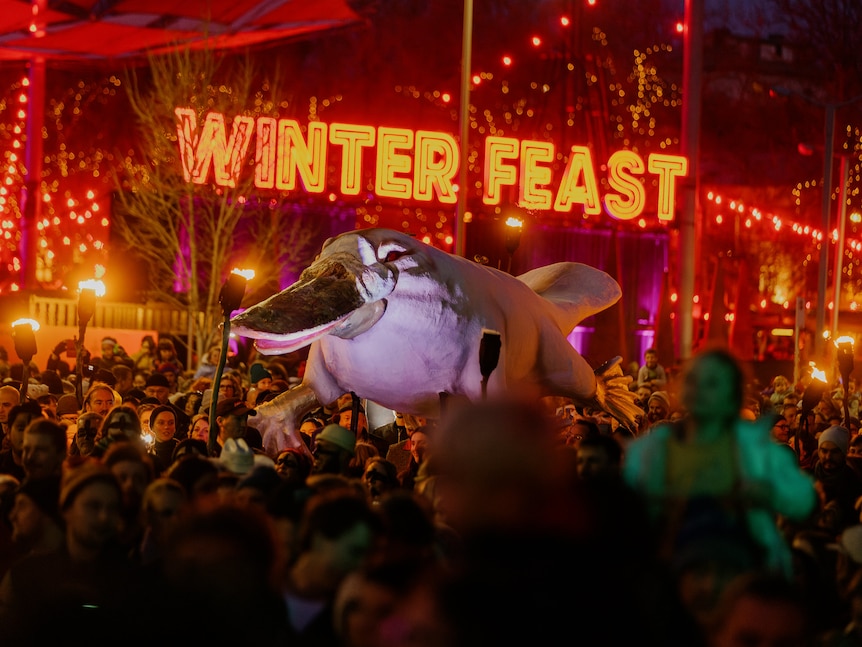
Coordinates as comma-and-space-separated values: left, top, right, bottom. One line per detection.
316, 424, 356, 454
219, 438, 255, 475
145, 373, 170, 388
249, 363, 272, 385
17, 476, 62, 524
59, 464, 121, 510
819, 425, 851, 455
56, 394, 80, 417
648, 390, 670, 411
150, 404, 178, 427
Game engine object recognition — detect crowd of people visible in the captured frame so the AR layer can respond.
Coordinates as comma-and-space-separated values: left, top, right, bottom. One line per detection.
0, 334, 859, 646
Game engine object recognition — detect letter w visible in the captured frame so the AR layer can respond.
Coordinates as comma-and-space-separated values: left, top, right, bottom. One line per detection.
175, 108, 255, 187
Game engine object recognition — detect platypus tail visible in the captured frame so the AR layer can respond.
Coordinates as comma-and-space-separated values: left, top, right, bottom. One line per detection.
518, 262, 622, 333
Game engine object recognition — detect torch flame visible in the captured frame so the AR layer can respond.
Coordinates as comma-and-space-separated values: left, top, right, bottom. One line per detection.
11, 318, 40, 331
231, 268, 255, 280
810, 366, 827, 383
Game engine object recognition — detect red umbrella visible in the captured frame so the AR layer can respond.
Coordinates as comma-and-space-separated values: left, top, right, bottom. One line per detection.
0, 0, 363, 292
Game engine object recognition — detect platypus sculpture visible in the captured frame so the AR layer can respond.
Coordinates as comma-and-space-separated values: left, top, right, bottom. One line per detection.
230, 228, 640, 454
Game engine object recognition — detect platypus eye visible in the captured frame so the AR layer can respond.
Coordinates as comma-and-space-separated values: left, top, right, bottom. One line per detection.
378, 243, 408, 264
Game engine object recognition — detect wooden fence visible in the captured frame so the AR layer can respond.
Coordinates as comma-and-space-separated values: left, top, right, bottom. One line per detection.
26, 295, 196, 335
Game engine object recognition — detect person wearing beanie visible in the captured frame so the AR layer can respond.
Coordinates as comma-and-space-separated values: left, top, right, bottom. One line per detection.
249, 363, 272, 390
8, 476, 64, 558
144, 372, 171, 404
148, 405, 180, 476
0, 464, 140, 644
812, 424, 862, 526
819, 425, 851, 456
56, 465, 129, 563
55, 394, 80, 425
311, 424, 356, 477
646, 390, 671, 427
246, 363, 273, 409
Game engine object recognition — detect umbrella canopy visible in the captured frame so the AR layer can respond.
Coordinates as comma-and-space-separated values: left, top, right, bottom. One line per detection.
0, 0, 361, 61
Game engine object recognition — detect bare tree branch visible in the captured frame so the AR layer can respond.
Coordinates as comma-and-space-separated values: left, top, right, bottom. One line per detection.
112, 46, 313, 365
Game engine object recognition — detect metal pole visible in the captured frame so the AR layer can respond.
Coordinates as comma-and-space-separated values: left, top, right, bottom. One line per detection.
454, 0, 473, 258
815, 104, 836, 357
831, 154, 850, 341
678, 0, 703, 360
207, 315, 231, 456
22, 53, 45, 291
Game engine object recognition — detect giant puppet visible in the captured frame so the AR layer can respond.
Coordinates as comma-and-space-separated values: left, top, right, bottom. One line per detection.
231, 228, 641, 454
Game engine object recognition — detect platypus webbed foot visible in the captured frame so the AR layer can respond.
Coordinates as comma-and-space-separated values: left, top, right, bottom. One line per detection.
590, 355, 642, 432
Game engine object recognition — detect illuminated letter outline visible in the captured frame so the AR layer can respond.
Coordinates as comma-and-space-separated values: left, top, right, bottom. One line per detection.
604, 150, 646, 220
519, 140, 555, 209
553, 145, 601, 214
648, 154, 688, 221
375, 127, 414, 199
175, 108, 254, 187
414, 131, 458, 204
329, 124, 376, 196
483, 136, 519, 205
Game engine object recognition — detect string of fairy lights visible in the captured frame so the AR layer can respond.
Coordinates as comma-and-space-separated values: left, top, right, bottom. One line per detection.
705, 168, 862, 314
0, 73, 110, 294
1, 2, 858, 306
347, 10, 684, 240
0, 76, 27, 284
1, 5, 688, 288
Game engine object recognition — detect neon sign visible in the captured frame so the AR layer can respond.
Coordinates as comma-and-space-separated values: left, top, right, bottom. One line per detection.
175, 108, 687, 221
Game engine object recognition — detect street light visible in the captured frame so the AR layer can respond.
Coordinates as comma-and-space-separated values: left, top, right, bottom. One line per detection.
832, 153, 852, 341
209, 267, 254, 455
771, 87, 862, 358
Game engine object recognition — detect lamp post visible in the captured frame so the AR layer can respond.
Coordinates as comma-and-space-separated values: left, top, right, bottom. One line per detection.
11, 319, 39, 403
832, 154, 851, 341
208, 268, 253, 455
454, 0, 474, 258
76, 279, 104, 408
